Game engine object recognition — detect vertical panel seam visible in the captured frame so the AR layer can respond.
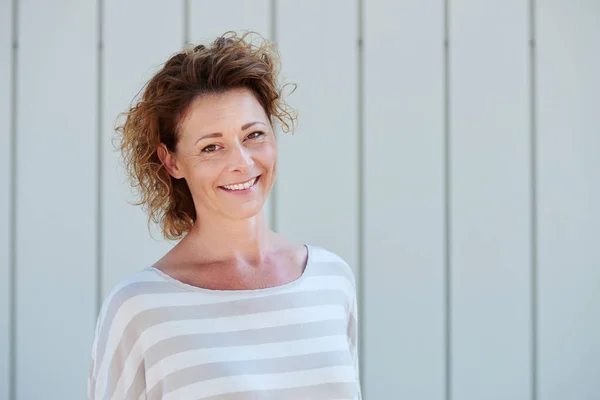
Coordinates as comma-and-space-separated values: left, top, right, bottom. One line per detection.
270, 0, 278, 232
357, 0, 365, 392
529, 0, 538, 399
183, 0, 189, 46
96, 0, 104, 317
444, 0, 452, 399
9, 0, 18, 397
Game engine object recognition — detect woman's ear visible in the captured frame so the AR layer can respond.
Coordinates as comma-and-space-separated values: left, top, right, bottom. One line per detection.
157, 143, 184, 179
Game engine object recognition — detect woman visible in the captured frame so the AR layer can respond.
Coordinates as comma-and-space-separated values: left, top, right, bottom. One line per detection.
88, 31, 362, 400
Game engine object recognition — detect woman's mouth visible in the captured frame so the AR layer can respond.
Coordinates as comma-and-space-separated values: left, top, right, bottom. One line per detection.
219, 175, 261, 192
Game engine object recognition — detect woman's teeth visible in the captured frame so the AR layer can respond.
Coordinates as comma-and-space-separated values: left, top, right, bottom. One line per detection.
222, 177, 257, 191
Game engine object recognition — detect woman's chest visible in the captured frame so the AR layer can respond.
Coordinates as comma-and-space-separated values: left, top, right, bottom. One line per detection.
143, 314, 358, 399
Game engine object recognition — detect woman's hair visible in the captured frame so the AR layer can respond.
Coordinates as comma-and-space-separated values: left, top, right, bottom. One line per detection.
115, 31, 296, 240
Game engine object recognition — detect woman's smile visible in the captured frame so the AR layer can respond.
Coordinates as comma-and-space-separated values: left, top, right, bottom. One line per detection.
219, 175, 261, 193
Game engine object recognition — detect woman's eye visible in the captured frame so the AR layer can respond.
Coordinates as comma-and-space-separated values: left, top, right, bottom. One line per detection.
202, 144, 219, 153
247, 131, 264, 140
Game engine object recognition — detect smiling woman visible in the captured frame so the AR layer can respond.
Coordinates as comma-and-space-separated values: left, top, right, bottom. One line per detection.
88, 31, 362, 399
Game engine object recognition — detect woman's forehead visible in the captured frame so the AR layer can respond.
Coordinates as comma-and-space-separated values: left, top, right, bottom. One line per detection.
181, 88, 268, 135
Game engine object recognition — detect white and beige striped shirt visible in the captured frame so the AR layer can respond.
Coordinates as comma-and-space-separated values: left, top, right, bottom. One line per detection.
88, 245, 362, 399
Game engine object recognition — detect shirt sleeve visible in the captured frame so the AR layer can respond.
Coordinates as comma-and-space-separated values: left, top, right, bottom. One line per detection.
88, 293, 148, 400
348, 286, 362, 399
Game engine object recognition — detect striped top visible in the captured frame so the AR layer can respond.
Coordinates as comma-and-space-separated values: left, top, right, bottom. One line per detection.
88, 245, 362, 399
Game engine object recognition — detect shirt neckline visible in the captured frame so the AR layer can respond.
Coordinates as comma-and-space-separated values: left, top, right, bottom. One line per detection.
146, 244, 313, 295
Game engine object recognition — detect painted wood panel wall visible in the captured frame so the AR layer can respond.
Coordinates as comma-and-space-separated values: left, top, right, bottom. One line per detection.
0, 0, 13, 398
450, 1, 532, 399
363, 0, 445, 398
536, 1, 600, 398
14, 1, 98, 398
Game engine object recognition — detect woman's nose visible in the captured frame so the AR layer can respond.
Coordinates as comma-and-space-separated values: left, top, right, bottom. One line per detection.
227, 144, 254, 173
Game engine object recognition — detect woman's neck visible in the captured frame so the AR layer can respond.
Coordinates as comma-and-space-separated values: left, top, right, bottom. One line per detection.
182, 210, 279, 266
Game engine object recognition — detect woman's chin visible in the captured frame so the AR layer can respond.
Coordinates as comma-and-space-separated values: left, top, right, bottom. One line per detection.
221, 201, 266, 221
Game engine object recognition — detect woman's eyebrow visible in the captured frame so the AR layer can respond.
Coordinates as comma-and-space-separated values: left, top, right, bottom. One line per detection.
241, 121, 266, 130
194, 121, 267, 145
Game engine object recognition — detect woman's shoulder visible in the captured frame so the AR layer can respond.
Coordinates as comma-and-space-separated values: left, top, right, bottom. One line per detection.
89, 267, 175, 399
306, 244, 357, 286
94, 267, 175, 331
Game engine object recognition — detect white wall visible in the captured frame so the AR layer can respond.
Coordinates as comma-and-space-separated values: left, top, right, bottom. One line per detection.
1, 1, 599, 399
450, 1, 532, 399
364, 1, 446, 398
536, 1, 600, 399
0, 0, 12, 399
14, 1, 98, 399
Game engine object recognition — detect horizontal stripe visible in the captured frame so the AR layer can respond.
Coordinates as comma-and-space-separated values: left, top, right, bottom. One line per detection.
134, 290, 348, 329
309, 246, 349, 265
144, 319, 347, 369
153, 350, 353, 398
161, 366, 357, 400
200, 382, 357, 400
101, 305, 345, 400
146, 335, 350, 389
310, 261, 356, 283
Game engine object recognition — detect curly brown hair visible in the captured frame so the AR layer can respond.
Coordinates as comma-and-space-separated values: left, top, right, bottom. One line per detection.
115, 31, 297, 241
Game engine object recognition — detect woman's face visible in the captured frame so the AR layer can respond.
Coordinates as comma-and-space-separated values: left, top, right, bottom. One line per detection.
164, 87, 277, 222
